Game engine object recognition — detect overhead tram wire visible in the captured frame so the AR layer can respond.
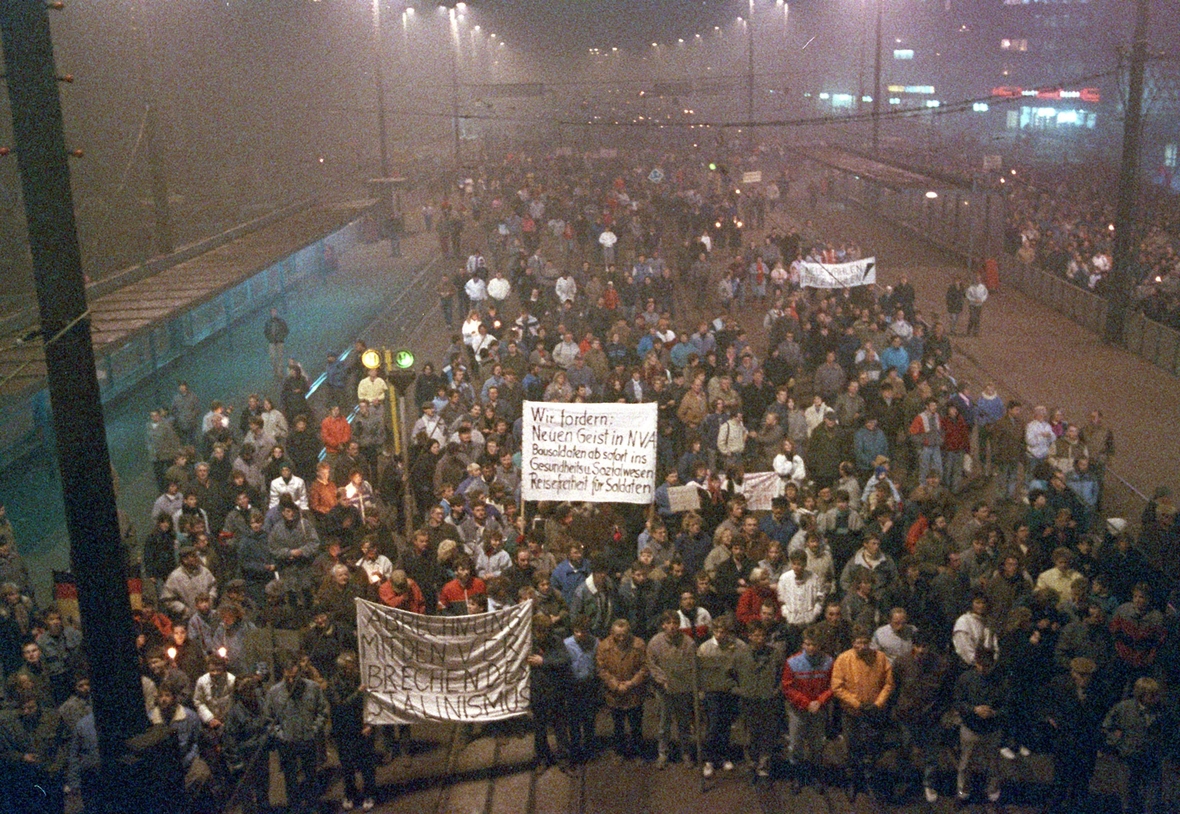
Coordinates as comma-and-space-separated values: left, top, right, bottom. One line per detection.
364, 65, 1121, 135
555, 66, 1122, 131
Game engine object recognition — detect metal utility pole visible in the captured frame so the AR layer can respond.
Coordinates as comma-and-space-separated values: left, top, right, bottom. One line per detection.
871, 0, 883, 156
0, 3, 180, 812
746, 11, 755, 154
1105, 0, 1150, 344
138, 0, 172, 255
452, 47, 462, 167
144, 103, 173, 255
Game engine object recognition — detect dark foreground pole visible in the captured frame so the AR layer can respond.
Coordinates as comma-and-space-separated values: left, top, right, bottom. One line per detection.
0, 2, 180, 811
1105, 0, 1150, 344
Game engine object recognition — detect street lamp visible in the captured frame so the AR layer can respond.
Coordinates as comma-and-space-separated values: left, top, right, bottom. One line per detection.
371, 0, 390, 178
745, 12, 754, 154
447, 5, 463, 167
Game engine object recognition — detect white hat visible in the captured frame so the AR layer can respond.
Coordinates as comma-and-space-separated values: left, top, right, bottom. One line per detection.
1105, 517, 1127, 535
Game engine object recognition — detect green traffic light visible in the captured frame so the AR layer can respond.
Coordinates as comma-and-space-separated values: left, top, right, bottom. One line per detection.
708, 162, 717, 171
394, 349, 415, 369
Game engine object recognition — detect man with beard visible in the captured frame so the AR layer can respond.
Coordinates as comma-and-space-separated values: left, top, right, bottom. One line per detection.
596, 618, 648, 760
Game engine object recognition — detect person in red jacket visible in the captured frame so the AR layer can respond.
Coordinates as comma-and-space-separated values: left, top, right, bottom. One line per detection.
781, 626, 834, 782
437, 556, 486, 614
736, 567, 779, 631
378, 570, 425, 614
942, 403, 972, 493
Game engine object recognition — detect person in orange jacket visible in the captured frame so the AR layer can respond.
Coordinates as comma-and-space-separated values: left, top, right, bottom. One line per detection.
320, 404, 352, 463
830, 624, 894, 795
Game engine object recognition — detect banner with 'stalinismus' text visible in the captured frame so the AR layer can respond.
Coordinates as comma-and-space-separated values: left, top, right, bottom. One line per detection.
358, 599, 532, 725
521, 401, 657, 504
799, 256, 877, 289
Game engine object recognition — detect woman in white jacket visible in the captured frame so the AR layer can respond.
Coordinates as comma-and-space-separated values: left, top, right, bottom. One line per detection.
773, 438, 807, 496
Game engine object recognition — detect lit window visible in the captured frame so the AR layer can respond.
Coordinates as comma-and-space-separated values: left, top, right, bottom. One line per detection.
893, 49, 914, 60
1165, 144, 1178, 169
1000, 38, 1028, 52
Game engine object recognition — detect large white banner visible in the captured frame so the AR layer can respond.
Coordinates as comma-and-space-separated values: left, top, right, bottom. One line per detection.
521, 401, 657, 504
357, 599, 532, 724
799, 257, 877, 289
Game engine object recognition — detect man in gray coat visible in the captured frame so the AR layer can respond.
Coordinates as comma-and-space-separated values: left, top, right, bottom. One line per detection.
265, 651, 329, 813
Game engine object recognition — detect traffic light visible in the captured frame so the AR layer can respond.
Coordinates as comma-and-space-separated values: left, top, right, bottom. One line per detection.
388, 348, 416, 389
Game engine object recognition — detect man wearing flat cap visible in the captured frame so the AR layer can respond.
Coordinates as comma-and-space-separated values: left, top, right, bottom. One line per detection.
1043, 657, 1104, 812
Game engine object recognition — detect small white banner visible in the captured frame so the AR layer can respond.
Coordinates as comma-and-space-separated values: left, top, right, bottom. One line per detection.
667, 484, 702, 513
521, 401, 658, 504
722, 471, 779, 511
358, 599, 533, 724
799, 257, 877, 289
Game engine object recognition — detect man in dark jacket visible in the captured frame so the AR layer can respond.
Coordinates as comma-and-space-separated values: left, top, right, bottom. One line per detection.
892, 628, 950, 802
1043, 657, 1104, 813
945, 280, 965, 335
953, 648, 1005, 803
527, 615, 572, 770
807, 412, 847, 489
264, 308, 290, 379
0, 690, 66, 814
326, 652, 377, 810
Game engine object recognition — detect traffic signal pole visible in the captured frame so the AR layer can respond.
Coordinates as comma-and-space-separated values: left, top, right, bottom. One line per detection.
0, 3, 181, 810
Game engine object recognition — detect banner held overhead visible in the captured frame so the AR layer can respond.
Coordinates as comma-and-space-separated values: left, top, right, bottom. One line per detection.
521, 401, 657, 504
798, 257, 877, 289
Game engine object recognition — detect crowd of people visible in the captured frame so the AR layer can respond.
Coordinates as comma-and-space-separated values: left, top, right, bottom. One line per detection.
0, 144, 1178, 814
1002, 164, 1180, 328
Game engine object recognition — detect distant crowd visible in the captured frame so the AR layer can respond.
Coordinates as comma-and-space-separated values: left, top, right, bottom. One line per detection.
1003, 165, 1180, 329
